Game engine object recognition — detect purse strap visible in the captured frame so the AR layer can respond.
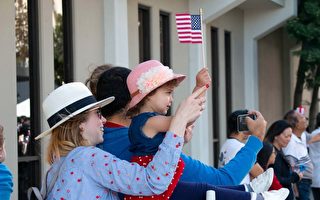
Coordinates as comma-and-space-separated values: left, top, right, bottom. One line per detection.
27, 156, 68, 200
42, 157, 68, 198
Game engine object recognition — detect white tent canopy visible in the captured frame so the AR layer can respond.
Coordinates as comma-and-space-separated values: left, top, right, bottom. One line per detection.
17, 98, 30, 117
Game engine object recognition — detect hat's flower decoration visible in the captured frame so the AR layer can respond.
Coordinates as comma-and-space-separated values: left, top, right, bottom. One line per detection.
137, 66, 174, 94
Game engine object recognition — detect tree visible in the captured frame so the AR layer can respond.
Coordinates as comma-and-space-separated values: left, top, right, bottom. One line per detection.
15, 0, 29, 67
53, 13, 65, 86
286, 0, 320, 130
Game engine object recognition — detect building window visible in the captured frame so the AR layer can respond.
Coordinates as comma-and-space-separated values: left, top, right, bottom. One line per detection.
211, 27, 220, 167
160, 11, 170, 66
53, 0, 73, 87
15, 0, 41, 198
224, 31, 232, 117
138, 5, 151, 62
15, 0, 73, 197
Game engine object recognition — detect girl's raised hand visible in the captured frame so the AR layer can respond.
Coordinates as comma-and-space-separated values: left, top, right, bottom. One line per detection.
169, 86, 208, 137
196, 68, 211, 88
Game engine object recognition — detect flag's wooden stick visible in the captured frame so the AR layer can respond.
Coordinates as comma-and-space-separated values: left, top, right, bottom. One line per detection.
199, 8, 206, 67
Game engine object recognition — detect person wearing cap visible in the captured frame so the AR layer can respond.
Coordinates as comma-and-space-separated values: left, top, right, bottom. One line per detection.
36, 81, 208, 200
0, 125, 13, 200
95, 64, 267, 187
283, 110, 320, 200
118, 60, 289, 200
265, 120, 303, 200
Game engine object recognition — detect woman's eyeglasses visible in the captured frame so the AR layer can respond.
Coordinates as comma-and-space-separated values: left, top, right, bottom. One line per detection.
86, 108, 102, 119
96, 109, 102, 119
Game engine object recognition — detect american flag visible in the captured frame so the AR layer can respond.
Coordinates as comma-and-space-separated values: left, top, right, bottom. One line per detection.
175, 13, 202, 43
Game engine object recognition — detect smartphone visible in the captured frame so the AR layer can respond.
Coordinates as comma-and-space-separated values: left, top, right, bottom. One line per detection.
237, 114, 256, 132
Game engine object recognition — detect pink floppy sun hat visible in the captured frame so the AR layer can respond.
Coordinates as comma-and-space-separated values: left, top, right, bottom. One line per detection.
127, 60, 186, 109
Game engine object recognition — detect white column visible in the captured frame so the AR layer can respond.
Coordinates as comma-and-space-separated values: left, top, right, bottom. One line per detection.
243, 38, 259, 109
0, 1, 18, 198
38, 0, 55, 175
104, 0, 129, 67
187, 24, 211, 165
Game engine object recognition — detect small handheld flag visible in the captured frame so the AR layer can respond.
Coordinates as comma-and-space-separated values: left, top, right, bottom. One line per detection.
175, 13, 202, 43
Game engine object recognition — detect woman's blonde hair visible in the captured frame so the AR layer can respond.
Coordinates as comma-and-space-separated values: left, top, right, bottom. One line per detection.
46, 112, 90, 164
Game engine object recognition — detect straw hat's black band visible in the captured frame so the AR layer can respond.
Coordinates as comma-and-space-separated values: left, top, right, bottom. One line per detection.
47, 95, 96, 127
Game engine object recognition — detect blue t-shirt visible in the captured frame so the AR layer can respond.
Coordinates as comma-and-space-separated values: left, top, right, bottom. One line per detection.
0, 163, 13, 200
129, 112, 165, 156
100, 121, 263, 186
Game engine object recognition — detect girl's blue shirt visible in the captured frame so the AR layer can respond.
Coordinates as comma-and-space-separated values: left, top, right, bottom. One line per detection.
128, 112, 165, 156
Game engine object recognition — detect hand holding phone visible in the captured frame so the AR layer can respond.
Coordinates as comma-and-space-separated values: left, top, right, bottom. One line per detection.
237, 114, 256, 132
244, 110, 267, 141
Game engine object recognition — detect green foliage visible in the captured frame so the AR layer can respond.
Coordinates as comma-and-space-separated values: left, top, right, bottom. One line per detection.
286, 0, 320, 89
287, 0, 320, 129
53, 13, 64, 86
15, 0, 29, 65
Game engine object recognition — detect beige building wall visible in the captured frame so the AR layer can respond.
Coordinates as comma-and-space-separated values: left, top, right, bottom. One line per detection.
258, 27, 303, 126
258, 28, 285, 123
73, 0, 105, 83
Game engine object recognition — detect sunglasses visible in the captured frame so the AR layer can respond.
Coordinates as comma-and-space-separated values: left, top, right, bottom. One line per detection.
86, 108, 102, 119
96, 109, 102, 119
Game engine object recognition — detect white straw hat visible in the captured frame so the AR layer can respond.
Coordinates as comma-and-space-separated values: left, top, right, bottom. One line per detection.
35, 82, 114, 140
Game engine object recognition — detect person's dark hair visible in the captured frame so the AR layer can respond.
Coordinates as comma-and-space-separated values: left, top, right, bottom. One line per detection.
256, 142, 274, 170
283, 109, 298, 128
96, 67, 131, 118
227, 109, 248, 138
265, 120, 291, 143
85, 64, 113, 97
316, 113, 320, 128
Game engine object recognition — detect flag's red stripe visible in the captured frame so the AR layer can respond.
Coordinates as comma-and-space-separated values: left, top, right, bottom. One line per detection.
176, 13, 190, 16
179, 36, 191, 39
176, 17, 191, 20
176, 22, 191, 25
177, 27, 191, 30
